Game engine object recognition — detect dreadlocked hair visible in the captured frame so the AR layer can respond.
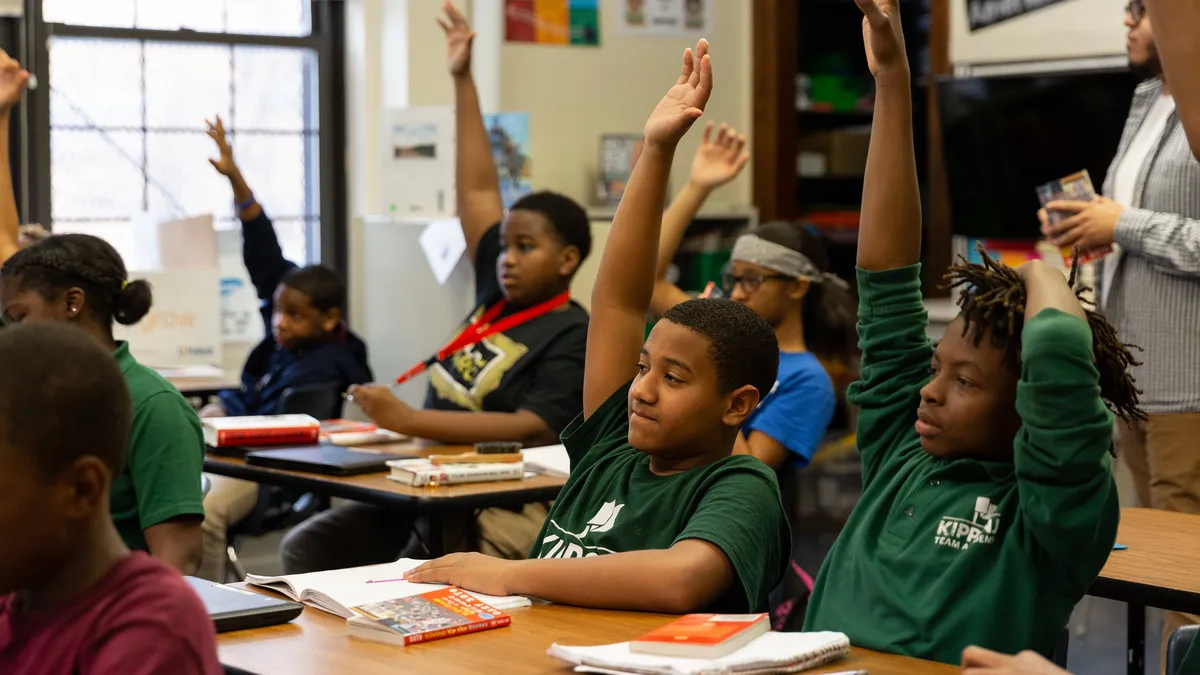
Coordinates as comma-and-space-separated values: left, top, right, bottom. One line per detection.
942, 244, 1146, 424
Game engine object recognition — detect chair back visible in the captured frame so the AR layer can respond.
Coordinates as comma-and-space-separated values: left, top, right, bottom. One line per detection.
278, 382, 343, 420
1168, 624, 1199, 675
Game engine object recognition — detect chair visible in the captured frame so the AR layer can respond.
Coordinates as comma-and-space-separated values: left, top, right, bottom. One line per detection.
223, 382, 344, 581
1051, 628, 1070, 669
1167, 624, 1199, 675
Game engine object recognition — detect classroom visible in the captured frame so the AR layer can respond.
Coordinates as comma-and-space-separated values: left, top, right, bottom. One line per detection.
1, 0, 1200, 674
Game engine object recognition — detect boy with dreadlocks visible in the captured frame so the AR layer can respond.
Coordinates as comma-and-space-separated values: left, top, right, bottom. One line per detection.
803, 0, 1144, 665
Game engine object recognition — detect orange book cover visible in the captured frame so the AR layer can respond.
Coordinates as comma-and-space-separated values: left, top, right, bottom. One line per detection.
319, 419, 379, 438
348, 587, 511, 646
631, 614, 769, 657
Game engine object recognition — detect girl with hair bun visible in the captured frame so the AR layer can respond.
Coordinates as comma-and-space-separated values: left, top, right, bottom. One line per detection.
0, 233, 206, 575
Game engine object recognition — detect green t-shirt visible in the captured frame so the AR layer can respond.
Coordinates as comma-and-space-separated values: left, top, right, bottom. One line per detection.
111, 341, 206, 551
803, 265, 1119, 664
530, 384, 791, 613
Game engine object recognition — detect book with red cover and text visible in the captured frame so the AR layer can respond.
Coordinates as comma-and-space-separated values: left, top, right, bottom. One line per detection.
347, 587, 510, 646
202, 414, 320, 448
629, 613, 770, 659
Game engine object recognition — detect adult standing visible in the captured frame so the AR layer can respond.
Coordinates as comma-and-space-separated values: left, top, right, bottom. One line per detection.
1041, 1, 1200, 662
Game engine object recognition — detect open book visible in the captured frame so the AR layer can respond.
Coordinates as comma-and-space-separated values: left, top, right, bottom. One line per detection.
522, 444, 571, 478
548, 631, 849, 675
244, 559, 531, 618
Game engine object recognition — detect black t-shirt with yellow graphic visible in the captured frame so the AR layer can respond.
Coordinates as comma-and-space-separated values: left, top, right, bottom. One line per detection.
423, 224, 589, 434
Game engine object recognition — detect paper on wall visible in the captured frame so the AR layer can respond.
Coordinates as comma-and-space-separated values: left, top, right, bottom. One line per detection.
618, 0, 711, 37
418, 218, 467, 286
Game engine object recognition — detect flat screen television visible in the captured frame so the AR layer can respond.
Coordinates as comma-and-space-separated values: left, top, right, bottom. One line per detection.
937, 69, 1140, 240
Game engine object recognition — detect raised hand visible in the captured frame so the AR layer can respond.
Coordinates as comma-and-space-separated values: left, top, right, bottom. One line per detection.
643, 38, 713, 150
0, 50, 29, 114
438, 1, 475, 77
205, 115, 238, 177
688, 122, 749, 190
855, 0, 908, 80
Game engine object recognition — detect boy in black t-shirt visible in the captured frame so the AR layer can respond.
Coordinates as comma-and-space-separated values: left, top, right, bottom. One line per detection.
279, 1, 592, 573
404, 37, 789, 614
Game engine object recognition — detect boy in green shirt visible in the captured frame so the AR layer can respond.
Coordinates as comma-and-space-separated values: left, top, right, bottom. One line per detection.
803, 0, 1145, 664
405, 39, 790, 614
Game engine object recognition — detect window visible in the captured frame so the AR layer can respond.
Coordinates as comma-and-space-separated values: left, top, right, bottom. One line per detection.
43, 1, 322, 266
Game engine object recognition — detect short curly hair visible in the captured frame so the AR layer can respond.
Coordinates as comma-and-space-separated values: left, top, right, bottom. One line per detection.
661, 298, 779, 398
511, 191, 592, 264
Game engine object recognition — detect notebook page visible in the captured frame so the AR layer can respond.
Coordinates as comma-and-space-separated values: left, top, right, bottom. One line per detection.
522, 444, 570, 477
548, 632, 849, 675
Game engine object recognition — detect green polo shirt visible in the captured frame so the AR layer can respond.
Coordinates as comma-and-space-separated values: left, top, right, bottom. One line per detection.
804, 265, 1118, 664
111, 341, 206, 551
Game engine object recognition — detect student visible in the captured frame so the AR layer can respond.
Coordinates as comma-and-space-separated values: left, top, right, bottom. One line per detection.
278, 0, 592, 573
403, 38, 790, 615
0, 49, 29, 268
0, 236, 206, 575
651, 123, 853, 475
801, 0, 1144, 663
0, 322, 222, 675
196, 116, 373, 581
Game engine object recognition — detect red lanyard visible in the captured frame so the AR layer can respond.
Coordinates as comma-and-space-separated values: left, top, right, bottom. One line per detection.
394, 291, 572, 385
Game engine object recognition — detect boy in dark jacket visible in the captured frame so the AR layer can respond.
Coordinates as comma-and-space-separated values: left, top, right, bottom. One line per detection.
195, 115, 373, 580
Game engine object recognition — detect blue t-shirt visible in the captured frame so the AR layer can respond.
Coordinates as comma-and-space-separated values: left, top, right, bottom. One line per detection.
744, 351, 835, 468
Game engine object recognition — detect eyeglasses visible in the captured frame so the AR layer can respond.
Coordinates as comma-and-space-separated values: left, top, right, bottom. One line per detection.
1126, 0, 1145, 24
721, 270, 794, 294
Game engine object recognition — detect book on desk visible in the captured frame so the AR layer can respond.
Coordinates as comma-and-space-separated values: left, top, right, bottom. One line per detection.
348, 587, 511, 646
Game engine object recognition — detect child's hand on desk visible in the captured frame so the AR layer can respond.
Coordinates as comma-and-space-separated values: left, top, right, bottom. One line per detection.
643, 38, 712, 151
346, 384, 413, 433
437, 1, 475, 77
404, 553, 516, 596
687, 122, 749, 192
961, 646, 1069, 675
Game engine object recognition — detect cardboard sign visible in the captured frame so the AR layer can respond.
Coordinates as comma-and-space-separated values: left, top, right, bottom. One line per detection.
114, 268, 222, 368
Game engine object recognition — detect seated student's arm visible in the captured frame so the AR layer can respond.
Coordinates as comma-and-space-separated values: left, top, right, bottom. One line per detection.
0, 52, 28, 265
649, 122, 749, 317
845, 0, 932, 481
406, 461, 788, 613
1012, 261, 1118, 579
734, 375, 835, 470
441, 2, 505, 264
585, 39, 712, 418
1147, 0, 1200, 159
132, 393, 206, 575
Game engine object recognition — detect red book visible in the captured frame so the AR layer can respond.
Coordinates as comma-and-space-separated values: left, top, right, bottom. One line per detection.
347, 587, 510, 646
630, 613, 770, 659
201, 414, 320, 448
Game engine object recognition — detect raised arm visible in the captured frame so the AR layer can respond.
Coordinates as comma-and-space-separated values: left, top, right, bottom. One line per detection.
440, 1, 504, 262
585, 39, 712, 417
0, 51, 29, 265
854, 0, 920, 271
649, 121, 748, 316
206, 115, 295, 303
1147, 0, 1200, 159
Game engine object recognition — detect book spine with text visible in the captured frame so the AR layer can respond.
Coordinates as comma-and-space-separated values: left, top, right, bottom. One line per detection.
212, 427, 320, 447
388, 463, 524, 486
403, 616, 512, 645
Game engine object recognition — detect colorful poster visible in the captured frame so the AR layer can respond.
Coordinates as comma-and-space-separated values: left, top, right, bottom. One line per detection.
619, 0, 711, 37
483, 112, 533, 209
505, 0, 599, 46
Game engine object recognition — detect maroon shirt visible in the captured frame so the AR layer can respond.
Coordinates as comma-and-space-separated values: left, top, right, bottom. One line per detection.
0, 551, 221, 675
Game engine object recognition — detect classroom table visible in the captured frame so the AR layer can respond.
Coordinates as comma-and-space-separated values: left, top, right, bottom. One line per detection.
1089, 507, 1200, 675
218, 589, 957, 675
203, 443, 566, 555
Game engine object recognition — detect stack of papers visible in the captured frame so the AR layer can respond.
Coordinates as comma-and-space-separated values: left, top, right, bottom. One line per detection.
522, 444, 571, 478
548, 631, 850, 675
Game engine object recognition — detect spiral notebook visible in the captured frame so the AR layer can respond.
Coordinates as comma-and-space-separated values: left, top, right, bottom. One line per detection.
547, 631, 850, 675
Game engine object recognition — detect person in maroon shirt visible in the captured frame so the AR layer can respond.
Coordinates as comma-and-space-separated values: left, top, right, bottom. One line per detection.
0, 322, 221, 675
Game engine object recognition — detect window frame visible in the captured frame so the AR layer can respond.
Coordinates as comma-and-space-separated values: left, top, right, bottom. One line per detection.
22, 0, 347, 274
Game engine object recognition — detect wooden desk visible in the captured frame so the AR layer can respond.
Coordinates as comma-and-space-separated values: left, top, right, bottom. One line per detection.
218, 599, 956, 675
204, 443, 566, 554
1089, 508, 1200, 675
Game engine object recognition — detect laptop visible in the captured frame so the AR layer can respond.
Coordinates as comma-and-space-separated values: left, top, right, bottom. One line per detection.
185, 577, 303, 633
243, 444, 408, 476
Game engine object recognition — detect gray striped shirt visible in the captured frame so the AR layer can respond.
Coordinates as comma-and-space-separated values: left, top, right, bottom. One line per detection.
1100, 78, 1200, 414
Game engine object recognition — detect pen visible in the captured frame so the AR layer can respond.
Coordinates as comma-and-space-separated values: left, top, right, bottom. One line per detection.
365, 578, 408, 584
821, 670, 867, 675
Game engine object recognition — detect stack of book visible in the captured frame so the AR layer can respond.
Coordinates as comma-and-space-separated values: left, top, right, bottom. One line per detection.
386, 457, 526, 487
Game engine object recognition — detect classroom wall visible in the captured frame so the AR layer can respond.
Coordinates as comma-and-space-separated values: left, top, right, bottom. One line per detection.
344, 0, 754, 323
949, 0, 1127, 67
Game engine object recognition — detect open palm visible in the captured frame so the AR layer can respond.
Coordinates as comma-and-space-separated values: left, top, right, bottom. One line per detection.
0, 50, 29, 113
438, 1, 475, 76
644, 38, 713, 149
205, 115, 237, 176
855, 0, 907, 78
689, 122, 749, 190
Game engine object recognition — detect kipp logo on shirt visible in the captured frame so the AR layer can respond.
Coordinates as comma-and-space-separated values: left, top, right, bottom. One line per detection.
934, 496, 1002, 551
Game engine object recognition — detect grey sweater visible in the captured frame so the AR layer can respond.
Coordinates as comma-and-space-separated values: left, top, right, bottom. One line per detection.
1101, 78, 1200, 414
